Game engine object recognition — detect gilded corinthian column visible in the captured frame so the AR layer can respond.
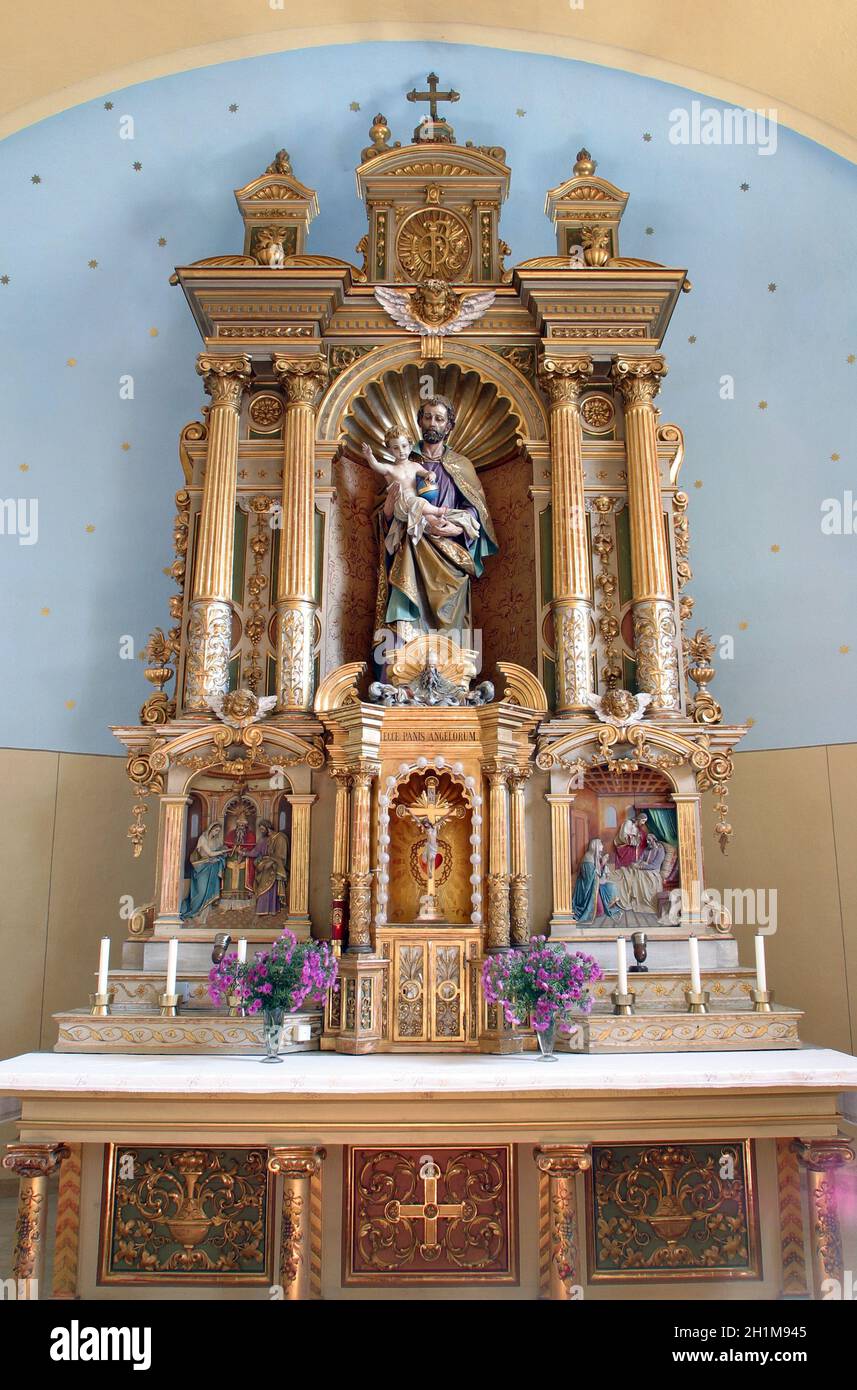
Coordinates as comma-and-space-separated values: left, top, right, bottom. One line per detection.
267, 1147, 325, 1300
610, 356, 681, 712
329, 769, 352, 952
534, 1145, 591, 1301
3, 1142, 69, 1300
185, 354, 251, 711
792, 1139, 855, 1299
486, 765, 511, 952
538, 355, 595, 712
507, 768, 531, 946
272, 354, 329, 711
347, 762, 378, 954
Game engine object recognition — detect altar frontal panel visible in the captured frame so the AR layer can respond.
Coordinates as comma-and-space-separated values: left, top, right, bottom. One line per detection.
585, 1140, 762, 1283
98, 1145, 276, 1286
343, 1145, 517, 1285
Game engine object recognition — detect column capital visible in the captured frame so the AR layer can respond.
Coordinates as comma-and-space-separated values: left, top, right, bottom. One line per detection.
3, 1142, 69, 1179
272, 352, 329, 406
195, 353, 252, 407
285, 791, 318, 808
506, 766, 533, 791
534, 1144, 592, 1177
267, 1146, 326, 1179
792, 1138, 855, 1173
610, 355, 668, 406
344, 760, 380, 786
538, 354, 594, 406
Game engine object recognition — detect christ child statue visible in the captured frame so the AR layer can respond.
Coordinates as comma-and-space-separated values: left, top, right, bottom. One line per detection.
361, 429, 478, 551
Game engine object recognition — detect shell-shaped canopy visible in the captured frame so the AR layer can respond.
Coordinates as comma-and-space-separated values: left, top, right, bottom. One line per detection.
341, 362, 523, 470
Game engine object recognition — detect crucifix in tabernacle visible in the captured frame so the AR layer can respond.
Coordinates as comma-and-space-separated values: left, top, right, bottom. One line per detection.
396, 777, 465, 922
407, 71, 460, 143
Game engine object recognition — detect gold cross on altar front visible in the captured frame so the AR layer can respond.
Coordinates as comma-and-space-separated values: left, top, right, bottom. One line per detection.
406, 72, 460, 122
387, 1157, 467, 1253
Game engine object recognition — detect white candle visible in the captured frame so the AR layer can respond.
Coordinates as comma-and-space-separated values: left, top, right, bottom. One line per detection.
754, 934, 767, 993
97, 937, 110, 995
237, 939, 247, 966
615, 935, 628, 995
688, 935, 702, 995
165, 938, 178, 996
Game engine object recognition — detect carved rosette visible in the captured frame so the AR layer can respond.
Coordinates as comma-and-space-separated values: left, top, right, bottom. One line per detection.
267, 1147, 325, 1300
632, 599, 681, 712
184, 598, 233, 711
534, 1145, 591, 1301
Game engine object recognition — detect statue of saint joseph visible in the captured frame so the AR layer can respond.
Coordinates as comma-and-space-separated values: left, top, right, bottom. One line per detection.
376, 395, 497, 640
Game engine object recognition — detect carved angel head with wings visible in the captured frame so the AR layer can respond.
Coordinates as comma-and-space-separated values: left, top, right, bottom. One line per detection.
375, 280, 495, 337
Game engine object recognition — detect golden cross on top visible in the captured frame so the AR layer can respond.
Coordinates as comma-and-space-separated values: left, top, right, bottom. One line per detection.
407, 72, 460, 122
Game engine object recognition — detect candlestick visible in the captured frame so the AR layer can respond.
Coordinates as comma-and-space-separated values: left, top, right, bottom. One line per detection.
754, 934, 767, 993
615, 935, 628, 995
165, 938, 178, 997
237, 938, 247, 966
688, 935, 702, 995
97, 937, 110, 996
750, 987, 774, 1013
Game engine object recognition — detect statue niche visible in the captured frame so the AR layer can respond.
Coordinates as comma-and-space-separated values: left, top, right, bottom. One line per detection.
386, 772, 473, 925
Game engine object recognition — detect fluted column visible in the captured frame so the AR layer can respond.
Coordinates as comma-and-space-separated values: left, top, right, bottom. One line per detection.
538, 355, 595, 712
272, 354, 329, 711
546, 793, 575, 926
286, 792, 316, 921
155, 794, 190, 926
486, 765, 511, 952
673, 792, 704, 926
3, 1142, 69, 1300
611, 355, 681, 712
508, 768, 531, 946
267, 1147, 325, 1300
792, 1138, 855, 1299
329, 770, 352, 951
534, 1145, 591, 1301
185, 354, 251, 711
347, 762, 378, 954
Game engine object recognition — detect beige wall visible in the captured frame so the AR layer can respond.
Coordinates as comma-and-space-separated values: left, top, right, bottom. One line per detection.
702, 744, 856, 1055
0, 749, 154, 1063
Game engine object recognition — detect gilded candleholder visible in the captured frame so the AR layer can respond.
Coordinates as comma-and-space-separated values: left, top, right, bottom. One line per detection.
159, 992, 181, 1017
751, 987, 774, 1013
685, 988, 710, 1015
611, 989, 635, 1016
89, 990, 115, 1017
226, 992, 246, 1018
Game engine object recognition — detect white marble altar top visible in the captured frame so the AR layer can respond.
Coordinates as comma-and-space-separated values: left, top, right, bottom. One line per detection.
1, 1048, 856, 1098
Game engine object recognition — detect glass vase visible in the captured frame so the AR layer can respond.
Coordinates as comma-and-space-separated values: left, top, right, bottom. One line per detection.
261, 1007, 285, 1063
536, 1018, 558, 1061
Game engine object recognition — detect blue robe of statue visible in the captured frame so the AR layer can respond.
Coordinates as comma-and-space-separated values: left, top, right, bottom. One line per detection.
573, 858, 622, 922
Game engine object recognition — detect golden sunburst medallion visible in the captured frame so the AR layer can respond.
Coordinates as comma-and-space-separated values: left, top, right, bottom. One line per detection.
396, 206, 471, 280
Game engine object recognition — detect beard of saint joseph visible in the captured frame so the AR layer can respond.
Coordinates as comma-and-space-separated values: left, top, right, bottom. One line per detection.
420, 418, 450, 445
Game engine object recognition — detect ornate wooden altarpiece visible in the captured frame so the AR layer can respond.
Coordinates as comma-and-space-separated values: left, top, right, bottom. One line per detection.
8, 83, 856, 1310
82, 86, 804, 1059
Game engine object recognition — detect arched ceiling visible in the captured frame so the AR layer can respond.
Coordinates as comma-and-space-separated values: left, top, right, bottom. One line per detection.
2, 1, 855, 161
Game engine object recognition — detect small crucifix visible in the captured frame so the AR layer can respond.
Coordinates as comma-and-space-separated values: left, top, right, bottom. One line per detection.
385, 1155, 470, 1259
407, 73, 460, 142
396, 776, 465, 922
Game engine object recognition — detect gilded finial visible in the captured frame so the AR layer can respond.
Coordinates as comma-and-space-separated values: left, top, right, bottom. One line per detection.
366, 113, 392, 155
573, 148, 597, 177
265, 149, 293, 176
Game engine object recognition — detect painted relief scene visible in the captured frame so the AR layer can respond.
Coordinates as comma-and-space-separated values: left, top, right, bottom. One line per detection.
180, 776, 293, 928
571, 769, 680, 927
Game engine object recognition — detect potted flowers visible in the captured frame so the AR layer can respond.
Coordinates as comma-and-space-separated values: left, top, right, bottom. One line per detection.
209, 929, 338, 1063
482, 936, 602, 1060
